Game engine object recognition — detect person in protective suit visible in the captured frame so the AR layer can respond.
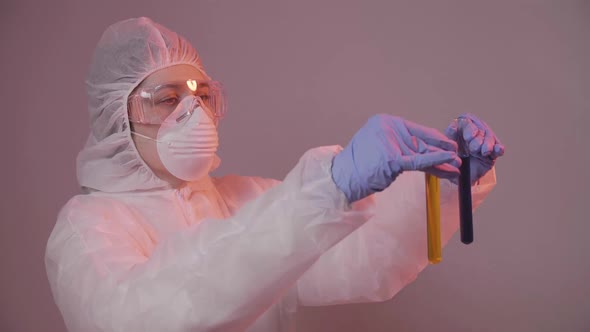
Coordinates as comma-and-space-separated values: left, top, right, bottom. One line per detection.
45, 17, 504, 332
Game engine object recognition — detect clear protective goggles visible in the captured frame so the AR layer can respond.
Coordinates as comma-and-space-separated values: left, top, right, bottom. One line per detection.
128, 79, 226, 125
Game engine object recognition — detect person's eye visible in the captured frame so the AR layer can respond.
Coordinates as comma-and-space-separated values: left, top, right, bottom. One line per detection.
159, 97, 179, 106
199, 94, 210, 101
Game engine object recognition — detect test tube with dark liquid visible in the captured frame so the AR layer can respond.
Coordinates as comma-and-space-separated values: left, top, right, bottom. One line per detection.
457, 119, 474, 244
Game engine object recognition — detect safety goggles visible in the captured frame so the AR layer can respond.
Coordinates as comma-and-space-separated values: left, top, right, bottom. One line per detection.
128, 79, 226, 125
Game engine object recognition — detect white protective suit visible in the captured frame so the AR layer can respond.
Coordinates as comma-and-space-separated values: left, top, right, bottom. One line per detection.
45, 17, 497, 332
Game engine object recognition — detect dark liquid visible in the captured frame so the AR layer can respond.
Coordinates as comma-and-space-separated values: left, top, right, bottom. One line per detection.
459, 156, 473, 244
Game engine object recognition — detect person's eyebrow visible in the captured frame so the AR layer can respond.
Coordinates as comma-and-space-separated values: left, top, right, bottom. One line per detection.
156, 81, 210, 89
154, 82, 184, 89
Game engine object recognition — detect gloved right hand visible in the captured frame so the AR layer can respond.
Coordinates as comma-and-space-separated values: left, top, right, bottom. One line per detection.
331, 114, 462, 203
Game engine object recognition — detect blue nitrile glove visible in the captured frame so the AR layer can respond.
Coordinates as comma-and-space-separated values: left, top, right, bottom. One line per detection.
331, 114, 462, 203
445, 113, 505, 184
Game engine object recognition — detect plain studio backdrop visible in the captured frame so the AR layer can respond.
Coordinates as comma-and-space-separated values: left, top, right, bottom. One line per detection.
1, 0, 588, 331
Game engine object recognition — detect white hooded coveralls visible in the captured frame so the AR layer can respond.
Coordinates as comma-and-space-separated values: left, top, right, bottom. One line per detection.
45, 17, 497, 332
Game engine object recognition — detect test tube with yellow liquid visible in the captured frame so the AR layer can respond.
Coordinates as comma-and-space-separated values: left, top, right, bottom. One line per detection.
425, 174, 442, 264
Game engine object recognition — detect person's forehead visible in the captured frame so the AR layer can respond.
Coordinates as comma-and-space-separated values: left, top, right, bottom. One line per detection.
141, 64, 207, 87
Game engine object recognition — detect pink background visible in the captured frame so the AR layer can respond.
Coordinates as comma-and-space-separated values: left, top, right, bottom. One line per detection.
2, 0, 589, 331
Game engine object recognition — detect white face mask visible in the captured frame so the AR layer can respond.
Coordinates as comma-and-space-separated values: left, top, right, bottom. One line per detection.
132, 97, 219, 181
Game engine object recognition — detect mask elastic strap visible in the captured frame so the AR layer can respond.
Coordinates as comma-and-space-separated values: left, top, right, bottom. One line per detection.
130, 131, 169, 145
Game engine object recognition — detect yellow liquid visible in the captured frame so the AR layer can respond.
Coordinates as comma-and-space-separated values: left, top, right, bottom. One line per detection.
425, 174, 442, 264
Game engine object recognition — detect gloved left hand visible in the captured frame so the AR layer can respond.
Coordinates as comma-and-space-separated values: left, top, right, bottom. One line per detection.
332, 114, 461, 203
445, 113, 505, 184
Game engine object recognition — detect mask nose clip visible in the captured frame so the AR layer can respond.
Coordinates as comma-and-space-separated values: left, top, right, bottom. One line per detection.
175, 97, 199, 123
175, 108, 193, 123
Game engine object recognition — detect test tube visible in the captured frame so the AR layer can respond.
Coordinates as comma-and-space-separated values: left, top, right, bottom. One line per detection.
425, 173, 442, 264
457, 119, 474, 244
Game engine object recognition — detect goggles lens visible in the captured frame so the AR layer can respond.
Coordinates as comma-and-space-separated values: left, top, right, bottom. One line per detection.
128, 79, 226, 124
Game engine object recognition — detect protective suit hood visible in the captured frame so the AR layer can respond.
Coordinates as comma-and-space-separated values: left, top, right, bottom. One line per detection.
77, 17, 217, 193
